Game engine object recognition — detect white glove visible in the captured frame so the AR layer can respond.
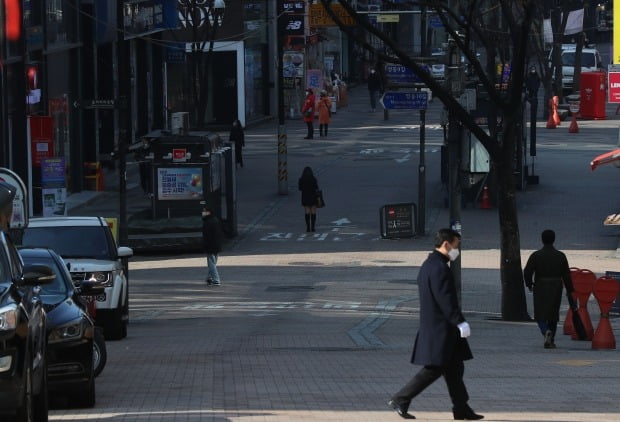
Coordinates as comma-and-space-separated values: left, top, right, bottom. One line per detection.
457, 322, 471, 338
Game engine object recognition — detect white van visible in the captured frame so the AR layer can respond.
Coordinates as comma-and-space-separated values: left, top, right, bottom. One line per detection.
559, 46, 603, 91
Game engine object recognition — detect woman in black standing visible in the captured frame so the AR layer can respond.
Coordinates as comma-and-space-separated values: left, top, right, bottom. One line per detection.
229, 119, 245, 167
298, 166, 319, 232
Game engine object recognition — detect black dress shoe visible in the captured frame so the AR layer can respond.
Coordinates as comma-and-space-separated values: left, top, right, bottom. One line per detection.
388, 400, 416, 419
453, 406, 484, 420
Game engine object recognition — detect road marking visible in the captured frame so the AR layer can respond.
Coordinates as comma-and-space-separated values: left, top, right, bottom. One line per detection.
348, 296, 415, 347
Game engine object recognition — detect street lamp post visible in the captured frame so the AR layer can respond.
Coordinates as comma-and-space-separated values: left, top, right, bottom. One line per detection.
277, 0, 288, 195
447, 36, 463, 301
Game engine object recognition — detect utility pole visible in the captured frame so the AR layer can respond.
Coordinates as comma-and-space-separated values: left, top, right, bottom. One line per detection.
418, 107, 426, 235
116, 6, 130, 247
277, 0, 288, 195
447, 36, 463, 301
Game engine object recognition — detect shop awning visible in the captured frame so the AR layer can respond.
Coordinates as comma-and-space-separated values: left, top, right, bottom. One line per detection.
590, 148, 620, 171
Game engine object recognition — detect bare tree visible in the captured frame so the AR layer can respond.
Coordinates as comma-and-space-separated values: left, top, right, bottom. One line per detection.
177, 0, 224, 129
321, 0, 545, 320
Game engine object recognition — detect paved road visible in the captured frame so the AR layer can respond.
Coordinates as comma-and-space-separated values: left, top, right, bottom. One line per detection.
51, 86, 620, 421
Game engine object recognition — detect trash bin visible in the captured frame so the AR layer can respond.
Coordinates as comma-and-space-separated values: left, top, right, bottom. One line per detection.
580, 71, 607, 119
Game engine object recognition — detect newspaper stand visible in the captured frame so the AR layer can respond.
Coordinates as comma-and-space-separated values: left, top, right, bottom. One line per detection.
127, 130, 236, 250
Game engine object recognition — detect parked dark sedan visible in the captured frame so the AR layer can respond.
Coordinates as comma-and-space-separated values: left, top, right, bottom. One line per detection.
19, 248, 96, 408
0, 231, 55, 421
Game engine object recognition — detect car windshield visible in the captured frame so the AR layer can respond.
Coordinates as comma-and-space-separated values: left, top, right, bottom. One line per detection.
22, 226, 112, 260
562, 52, 595, 67
21, 255, 69, 298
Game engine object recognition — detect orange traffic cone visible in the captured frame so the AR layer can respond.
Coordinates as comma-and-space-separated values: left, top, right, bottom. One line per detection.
546, 97, 557, 129
480, 185, 491, 209
568, 112, 579, 133
552, 96, 561, 126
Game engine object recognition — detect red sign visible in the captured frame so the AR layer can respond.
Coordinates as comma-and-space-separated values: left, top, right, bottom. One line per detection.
172, 148, 187, 162
609, 72, 620, 103
29, 116, 54, 167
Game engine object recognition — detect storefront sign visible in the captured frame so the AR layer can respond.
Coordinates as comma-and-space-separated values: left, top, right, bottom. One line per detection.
380, 203, 417, 239
282, 1, 305, 13
309, 4, 355, 27
608, 65, 620, 103
123, 0, 177, 39
283, 51, 304, 89
306, 69, 323, 92
29, 116, 54, 167
376, 14, 399, 23
157, 167, 203, 200
41, 158, 67, 217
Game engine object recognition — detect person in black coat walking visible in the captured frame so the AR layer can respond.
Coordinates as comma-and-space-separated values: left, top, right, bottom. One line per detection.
523, 229, 575, 348
298, 166, 319, 232
367, 67, 382, 111
229, 119, 245, 168
388, 229, 483, 420
202, 206, 224, 285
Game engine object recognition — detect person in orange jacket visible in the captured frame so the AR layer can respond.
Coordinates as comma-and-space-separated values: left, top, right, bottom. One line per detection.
301, 88, 316, 139
317, 90, 332, 137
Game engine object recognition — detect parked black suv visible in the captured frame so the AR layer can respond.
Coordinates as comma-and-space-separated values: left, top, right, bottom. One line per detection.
0, 181, 55, 421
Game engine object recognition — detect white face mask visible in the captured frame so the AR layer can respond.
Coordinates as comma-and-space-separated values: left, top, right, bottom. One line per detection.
202, 211, 208, 217
448, 247, 460, 262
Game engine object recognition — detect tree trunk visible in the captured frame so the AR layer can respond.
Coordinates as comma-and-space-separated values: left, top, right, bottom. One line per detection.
497, 118, 530, 321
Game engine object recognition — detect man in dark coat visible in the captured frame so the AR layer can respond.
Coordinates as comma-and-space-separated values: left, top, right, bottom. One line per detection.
523, 229, 574, 348
202, 206, 224, 286
388, 229, 483, 420
367, 68, 382, 111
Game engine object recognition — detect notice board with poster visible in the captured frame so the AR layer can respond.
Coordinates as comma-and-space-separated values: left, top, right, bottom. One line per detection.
380, 203, 417, 239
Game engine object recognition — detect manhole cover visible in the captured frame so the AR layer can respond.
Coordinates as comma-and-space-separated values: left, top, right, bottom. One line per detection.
288, 261, 323, 266
266, 285, 326, 292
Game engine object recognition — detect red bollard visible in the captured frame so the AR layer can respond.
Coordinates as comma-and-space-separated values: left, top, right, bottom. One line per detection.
570, 269, 595, 340
564, 267, 580, 335
479, 185, 491, 209
592, 276, 620, 350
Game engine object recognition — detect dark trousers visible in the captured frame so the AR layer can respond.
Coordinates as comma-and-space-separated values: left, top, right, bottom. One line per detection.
392, 358, 469, 411
305, 121, 314, 138
537, 320, 558, 336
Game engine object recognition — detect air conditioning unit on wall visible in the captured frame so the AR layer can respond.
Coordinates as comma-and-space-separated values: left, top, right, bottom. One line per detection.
171, 112, 189, 135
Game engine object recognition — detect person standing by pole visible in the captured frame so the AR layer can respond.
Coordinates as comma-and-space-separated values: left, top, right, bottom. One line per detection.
301, 88, 316, 139
229, 119, 245, 168
317, 90, 332, 137
367, 67, 382, 112
523, 229, 575, 349
388, 229, 483, 420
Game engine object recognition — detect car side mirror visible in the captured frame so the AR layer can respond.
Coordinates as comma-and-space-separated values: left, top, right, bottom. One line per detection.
117, 246, 133, 258
77, 280, 106, 296
21, 264, 55, 286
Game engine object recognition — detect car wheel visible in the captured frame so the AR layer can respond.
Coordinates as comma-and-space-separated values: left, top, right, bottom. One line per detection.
93, 328, 107, 377
71, 376, 95, 408
14, 365, 33, 422
104, 305, 127, 340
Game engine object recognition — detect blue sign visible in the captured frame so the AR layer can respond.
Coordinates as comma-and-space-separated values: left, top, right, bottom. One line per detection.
380, 92, 428, 110
429, 15, 443, 28
384, 64, 429, 84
